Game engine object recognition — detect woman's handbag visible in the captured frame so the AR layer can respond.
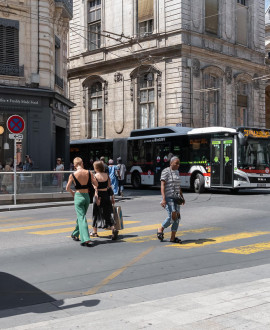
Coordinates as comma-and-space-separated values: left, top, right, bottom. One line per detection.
170, 192, 185, 205
169, 169, 185, 205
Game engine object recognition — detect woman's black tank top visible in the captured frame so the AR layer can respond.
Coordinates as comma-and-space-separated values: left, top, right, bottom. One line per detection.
96, 176, 108, 189
72, 171, 91, 189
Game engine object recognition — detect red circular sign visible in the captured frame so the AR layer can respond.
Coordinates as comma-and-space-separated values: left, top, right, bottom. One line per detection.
7, 115, 25, 134
265, 167, 270, 174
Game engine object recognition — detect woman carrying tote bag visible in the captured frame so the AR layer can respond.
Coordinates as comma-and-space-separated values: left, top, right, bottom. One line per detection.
157, 156, 185, 243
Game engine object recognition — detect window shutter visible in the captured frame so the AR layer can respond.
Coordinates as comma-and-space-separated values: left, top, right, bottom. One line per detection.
0, 18, 19, 76
138, 0, 154, 23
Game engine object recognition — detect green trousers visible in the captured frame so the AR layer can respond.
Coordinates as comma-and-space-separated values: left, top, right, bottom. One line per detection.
72, 192, 90, 243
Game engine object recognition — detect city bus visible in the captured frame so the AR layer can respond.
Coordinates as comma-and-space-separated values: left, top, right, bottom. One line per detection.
70, 126, 270, 193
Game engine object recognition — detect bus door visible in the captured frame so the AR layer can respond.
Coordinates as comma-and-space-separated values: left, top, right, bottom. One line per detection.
210, 139, 233, 187
154, 142, 171, 183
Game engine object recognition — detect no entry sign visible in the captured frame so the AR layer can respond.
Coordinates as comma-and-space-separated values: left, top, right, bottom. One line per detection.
7, 115, 25, 134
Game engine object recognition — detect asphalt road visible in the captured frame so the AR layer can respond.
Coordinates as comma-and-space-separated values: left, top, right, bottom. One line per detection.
1, 188, 270, 313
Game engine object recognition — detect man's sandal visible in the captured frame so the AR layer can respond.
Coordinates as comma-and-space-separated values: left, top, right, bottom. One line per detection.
90, 232, 99, 237
170, 237, 182, 244
157, 231, 164, 242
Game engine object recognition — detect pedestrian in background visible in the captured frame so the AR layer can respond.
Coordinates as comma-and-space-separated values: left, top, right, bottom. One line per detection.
23, 155, 33, 171
117, 157, 126, 197
157, 156, 185, 243
54, 158, 64, 187
66, 157, 93, 247
100, 156, 109, 173
108, 159, 119, 195
91, 160, 118, 240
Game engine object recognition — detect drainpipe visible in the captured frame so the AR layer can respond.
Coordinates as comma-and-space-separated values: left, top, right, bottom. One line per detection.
37, 0, 40, 74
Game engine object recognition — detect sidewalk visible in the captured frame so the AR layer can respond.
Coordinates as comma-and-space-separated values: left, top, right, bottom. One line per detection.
1, 264, 270, 329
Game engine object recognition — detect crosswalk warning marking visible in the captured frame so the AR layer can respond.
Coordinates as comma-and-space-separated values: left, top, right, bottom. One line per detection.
1, 220, 140, 233
0, 218, 69, 228
220, 241, 270, 255
29, 223, 162, 236
0, 221, 77, 232
124, 227, 222, 243
0, 217, 32, 223
166, 231, 270, 249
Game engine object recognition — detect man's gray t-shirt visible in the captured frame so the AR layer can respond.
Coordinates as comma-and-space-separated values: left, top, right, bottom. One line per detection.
160, 167, 181, 197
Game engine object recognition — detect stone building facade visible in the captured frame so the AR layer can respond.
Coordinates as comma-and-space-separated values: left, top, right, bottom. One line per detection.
68, 0, 266, 141
265, 6, 270, 129
0, 0, 74, 170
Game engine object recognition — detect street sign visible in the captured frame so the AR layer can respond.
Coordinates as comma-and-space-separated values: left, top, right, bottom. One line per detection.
9, 133, 23, 140
7, 115, 25, 134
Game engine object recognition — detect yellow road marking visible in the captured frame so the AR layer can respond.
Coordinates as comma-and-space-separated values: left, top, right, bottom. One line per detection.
125, 227, 222, 243
0, 217, 32, 223
166, 231, 270, 249
0, 218, 69, 228
0, 221, 76, 232
1, 220, 140, 233
29, 223, 160, 236
220, 241, 270, 255
84, 247, 155, 295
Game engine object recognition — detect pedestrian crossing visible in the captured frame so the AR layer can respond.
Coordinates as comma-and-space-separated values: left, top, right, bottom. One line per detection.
1, 217, 270, 255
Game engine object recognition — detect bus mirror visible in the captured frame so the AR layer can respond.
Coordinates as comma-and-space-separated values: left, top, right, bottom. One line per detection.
238, 132, 247, 146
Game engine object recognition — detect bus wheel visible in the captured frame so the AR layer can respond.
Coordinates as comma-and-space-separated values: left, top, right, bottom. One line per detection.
194, 173, 205, 193
230, 188, 239, 194
132, 172, 141, 189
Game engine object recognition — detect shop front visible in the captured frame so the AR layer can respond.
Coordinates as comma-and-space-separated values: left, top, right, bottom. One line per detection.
0, 86, 74, 171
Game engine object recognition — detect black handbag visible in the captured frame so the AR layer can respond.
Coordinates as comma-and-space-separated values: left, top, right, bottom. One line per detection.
168, 169, 184, 205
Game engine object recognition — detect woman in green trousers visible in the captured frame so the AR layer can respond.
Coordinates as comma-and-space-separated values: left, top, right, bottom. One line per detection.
66, 157, 93, 247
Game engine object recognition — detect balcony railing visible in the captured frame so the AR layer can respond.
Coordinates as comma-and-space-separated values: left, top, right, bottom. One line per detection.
55, 0, 73, 18
55, 74, 64, 89
0, 64, 24, 77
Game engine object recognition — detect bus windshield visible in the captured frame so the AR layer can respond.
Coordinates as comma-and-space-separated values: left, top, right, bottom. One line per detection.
238, 138, 270, 168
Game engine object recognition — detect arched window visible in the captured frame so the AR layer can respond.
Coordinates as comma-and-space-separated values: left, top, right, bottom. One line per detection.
236, 81, 248, 126
204, 74, 219, 126
202, 65, 224, 127
138, 72, 155, 128
89, 82, 103, 137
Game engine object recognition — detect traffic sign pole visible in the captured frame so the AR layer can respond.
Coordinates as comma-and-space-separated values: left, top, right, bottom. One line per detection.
6, 115, 25, 205
14, 138, 17, 205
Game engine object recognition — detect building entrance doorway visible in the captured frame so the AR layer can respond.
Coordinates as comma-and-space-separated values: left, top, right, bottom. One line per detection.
55, 126, 66, 164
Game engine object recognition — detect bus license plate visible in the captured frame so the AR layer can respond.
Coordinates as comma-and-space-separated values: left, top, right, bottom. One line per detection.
257, 183, 266, 187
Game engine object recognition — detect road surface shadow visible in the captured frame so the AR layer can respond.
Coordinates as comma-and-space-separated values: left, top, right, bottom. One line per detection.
0, 272, 100, 317
181, 238, 216, 245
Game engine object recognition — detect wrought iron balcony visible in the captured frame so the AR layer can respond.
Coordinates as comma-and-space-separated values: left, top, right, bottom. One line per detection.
55, 74, 64, 89
55, 0, 73, 19
0, 64, 24, 77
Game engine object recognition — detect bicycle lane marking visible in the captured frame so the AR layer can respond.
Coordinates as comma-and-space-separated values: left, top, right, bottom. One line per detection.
83, 246, 155, 296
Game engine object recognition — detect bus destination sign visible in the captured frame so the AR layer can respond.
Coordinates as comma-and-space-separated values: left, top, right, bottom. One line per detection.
243, 129, 270, 139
